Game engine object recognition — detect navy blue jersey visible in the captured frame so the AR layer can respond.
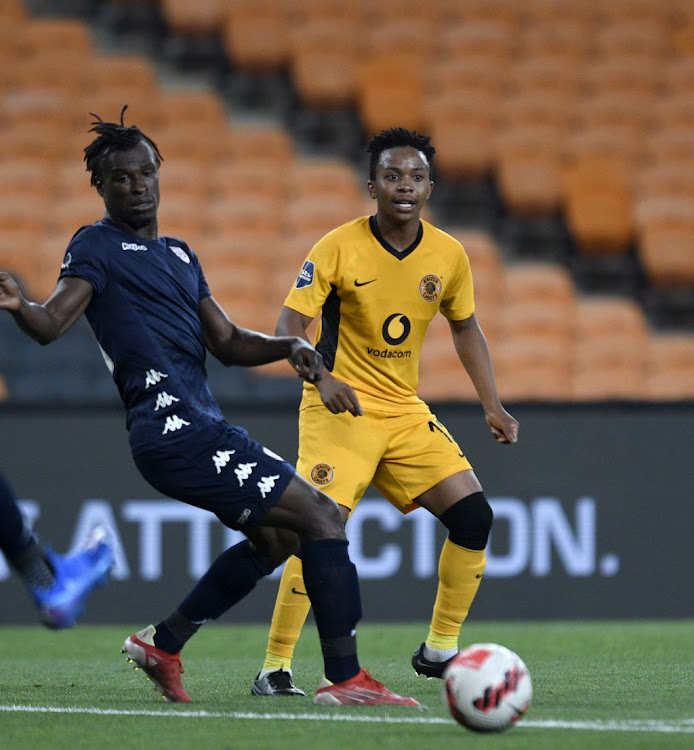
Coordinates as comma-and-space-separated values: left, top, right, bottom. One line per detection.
59, 219, 224, 454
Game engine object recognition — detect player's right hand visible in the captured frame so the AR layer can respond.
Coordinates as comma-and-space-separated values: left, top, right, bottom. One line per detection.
316, 372, 363, 417
0, 272, 22, 311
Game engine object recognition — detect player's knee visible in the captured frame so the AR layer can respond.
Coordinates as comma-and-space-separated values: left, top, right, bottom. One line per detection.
439, 492, 493, 550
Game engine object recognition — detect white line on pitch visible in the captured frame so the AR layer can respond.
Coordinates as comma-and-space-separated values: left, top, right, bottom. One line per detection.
1, 705, 693, 733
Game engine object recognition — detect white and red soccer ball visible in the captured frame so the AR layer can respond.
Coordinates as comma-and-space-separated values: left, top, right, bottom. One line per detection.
442, 643, 532, 732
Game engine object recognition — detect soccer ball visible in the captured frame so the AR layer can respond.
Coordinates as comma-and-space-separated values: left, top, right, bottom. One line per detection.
442, 642, 532, 733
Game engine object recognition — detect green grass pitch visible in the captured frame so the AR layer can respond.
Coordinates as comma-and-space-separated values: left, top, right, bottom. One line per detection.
0, 621, 692, 750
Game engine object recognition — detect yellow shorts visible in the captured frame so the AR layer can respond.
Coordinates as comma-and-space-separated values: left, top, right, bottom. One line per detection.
297, 405, 473, 514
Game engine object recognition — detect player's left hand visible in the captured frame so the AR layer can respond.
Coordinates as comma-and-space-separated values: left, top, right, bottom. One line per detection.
288, 338, 323, 383
485, 408, 519, 444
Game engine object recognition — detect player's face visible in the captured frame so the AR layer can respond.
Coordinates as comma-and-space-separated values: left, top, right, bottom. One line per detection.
367, 146, 433, 225
97, 141, 160, 235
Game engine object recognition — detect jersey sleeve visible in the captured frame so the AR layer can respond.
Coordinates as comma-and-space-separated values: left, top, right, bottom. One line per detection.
59, 226, 109, 294
439, 243, 475, 321
282, 235, 338, 318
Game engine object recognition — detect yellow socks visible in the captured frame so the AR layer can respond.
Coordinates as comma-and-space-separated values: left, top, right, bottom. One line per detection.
262, 555, 311, 671
426, 539, 486, 652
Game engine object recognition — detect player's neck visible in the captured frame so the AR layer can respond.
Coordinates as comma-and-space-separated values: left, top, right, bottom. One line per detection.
105, 213, 158, 241
373, 213, 420, 252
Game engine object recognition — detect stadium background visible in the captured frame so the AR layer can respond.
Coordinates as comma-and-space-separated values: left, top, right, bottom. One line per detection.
1, 0, 693, 623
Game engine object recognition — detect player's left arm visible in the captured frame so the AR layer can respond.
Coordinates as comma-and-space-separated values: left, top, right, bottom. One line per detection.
449, 314, 519, 444
198, 295, 322, 382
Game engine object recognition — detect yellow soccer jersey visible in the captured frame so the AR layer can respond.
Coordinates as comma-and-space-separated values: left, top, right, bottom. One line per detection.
284, 215, 475, 412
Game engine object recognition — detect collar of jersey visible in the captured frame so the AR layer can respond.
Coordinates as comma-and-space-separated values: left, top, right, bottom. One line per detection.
369, 215, 423, 259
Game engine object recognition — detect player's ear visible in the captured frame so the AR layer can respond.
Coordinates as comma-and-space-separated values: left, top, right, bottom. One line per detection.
367, 180, 376, 199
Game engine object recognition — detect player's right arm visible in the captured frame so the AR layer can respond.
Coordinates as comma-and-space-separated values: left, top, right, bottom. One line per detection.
0, 272, 93, 345
276, 305, 363, 417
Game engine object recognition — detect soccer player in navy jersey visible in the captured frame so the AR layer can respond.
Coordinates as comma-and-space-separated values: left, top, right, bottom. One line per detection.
0, 109, 418, 707
0, 470, 113, 628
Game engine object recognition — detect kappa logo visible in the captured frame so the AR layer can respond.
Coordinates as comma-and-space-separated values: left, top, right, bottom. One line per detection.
154, 391, 180, 410
162, 414, 190, 434
122, 241, 148, 252
145, 369, 168, 388
170, 245, 191, 264
61, 252, 72, 270
235, 462, 257, 486
258, 475, 281, 498
236, 508, 252, 525
310, 463, 334, 486
294, 260, 314, 289
213, 449, 237, 474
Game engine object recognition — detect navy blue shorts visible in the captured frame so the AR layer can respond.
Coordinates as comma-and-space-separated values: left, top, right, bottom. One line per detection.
132, 422, 296, 529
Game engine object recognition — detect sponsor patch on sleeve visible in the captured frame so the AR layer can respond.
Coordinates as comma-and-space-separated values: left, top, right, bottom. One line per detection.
295, 260, 315, 289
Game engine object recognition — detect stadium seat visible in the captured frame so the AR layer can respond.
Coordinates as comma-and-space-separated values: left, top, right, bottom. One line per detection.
207, 195, 284, 236
438, 20, 516, 63
222, 5, 290, 73
426, 91, 500, 180
289, 0, 367, 24
574, 295, 650, 344
290, 49, 358, 110
210, 159, 288, 205
0, 158, 56, 201
90, 54, 159, 97
497, 301, 575, 346
571, 364, 648, 400
288, 159, 364, 203
662, 59, 694, 96
21, 17, 94, 59
11, 55, 96, 98
430, 58, 508, 100
647, 333, 694, 400
652, 95, 694, 132
506, 56, 586, 97
585, 57, 663, 97
154, 121, 233, 165
492, 338, 573, 402
593, 20, 668, 60
0, 0, 26, 23
494, 126, 565, 217
635, 163, 694, 202
498, 92, 575, 133
521, 0, 596, 28
637, 223, 694, 289
561, 157, 635, 255
159, 0, 227, 36
225, 126, 294, 165
573, 92, 655, 135
355, 55, 426, 135
516, 19, 592, 61
283, 195, 365, 238
366, 0, 441, 24
362, 18, 438, 63
502, 262, 576, 309
646, 127, 694, 166
158, 89, 228, 129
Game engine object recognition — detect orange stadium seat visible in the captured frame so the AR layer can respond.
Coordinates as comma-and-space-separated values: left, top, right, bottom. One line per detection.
646, 127, 694, 166
652, 95, 694, 132
158, 89, 228, 129
362, 19, 438, 63
502, 262, 576, 309
154, 121, 233, 165
89, 54, 159, 97
290, 48, 359, 109
635, 163, 694, 202
662, 59, 694, 96
438, 21, 516, 64
498, 92, 575, 133
0, 124, 88, 165
497, 301, 575, 346
0, 158, 56, 201
366, 0, 441, 24
210, 159, 288, 205
574, 295, 650, 344
10, 56, 96, 97
442, 0, 523, 25
647, 333, 694, 400
426, 91, 500, 180
573, 92, 656, 136
516, 19, 593, 61
207, 195, 284, 236
561, 158, 636, 256
289, 0, 367, 24
21, 17, 94, 59
288, 159, 364, 203
222, 5, 290, 73
159, 0, 227, 36
638, 225, 694, 289
494, 126, 565, 217
283, 195, 364, 238
585, 57, 663, 97
0, 0, 26, 23
226, 126, 294, 165
356, 56, 426, 135
593, 20, 668, 61
430, 57, 508, 99
570, 364, 648, 400
521, 0, 597, 27
671, 21, 694, 58
2, 90, 82, 131
506, 56, 586, 97
492, 338, 573, 401
595, 0, 670, 27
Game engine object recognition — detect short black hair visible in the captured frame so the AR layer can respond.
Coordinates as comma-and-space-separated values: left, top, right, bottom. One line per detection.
84, 105, 163, 187
366, 127, 435, 180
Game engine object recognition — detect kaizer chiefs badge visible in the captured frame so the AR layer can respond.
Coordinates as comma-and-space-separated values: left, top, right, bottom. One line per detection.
419, 274, 442, 302
310, 463, 334, 486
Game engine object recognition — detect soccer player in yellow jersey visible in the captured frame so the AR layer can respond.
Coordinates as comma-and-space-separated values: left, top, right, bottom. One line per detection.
252, 128, 519, 696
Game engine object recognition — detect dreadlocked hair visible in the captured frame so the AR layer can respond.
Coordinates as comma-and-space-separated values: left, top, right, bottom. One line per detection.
366, 127, 435, 180
84, 105, 163, 187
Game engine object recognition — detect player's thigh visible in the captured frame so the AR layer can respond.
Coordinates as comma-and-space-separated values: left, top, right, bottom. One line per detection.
373, 411, 473, 512
297, 405, 386, 513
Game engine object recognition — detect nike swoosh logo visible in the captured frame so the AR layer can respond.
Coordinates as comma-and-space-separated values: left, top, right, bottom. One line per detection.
354, 279, 377, 287
292, 587, 309, 596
